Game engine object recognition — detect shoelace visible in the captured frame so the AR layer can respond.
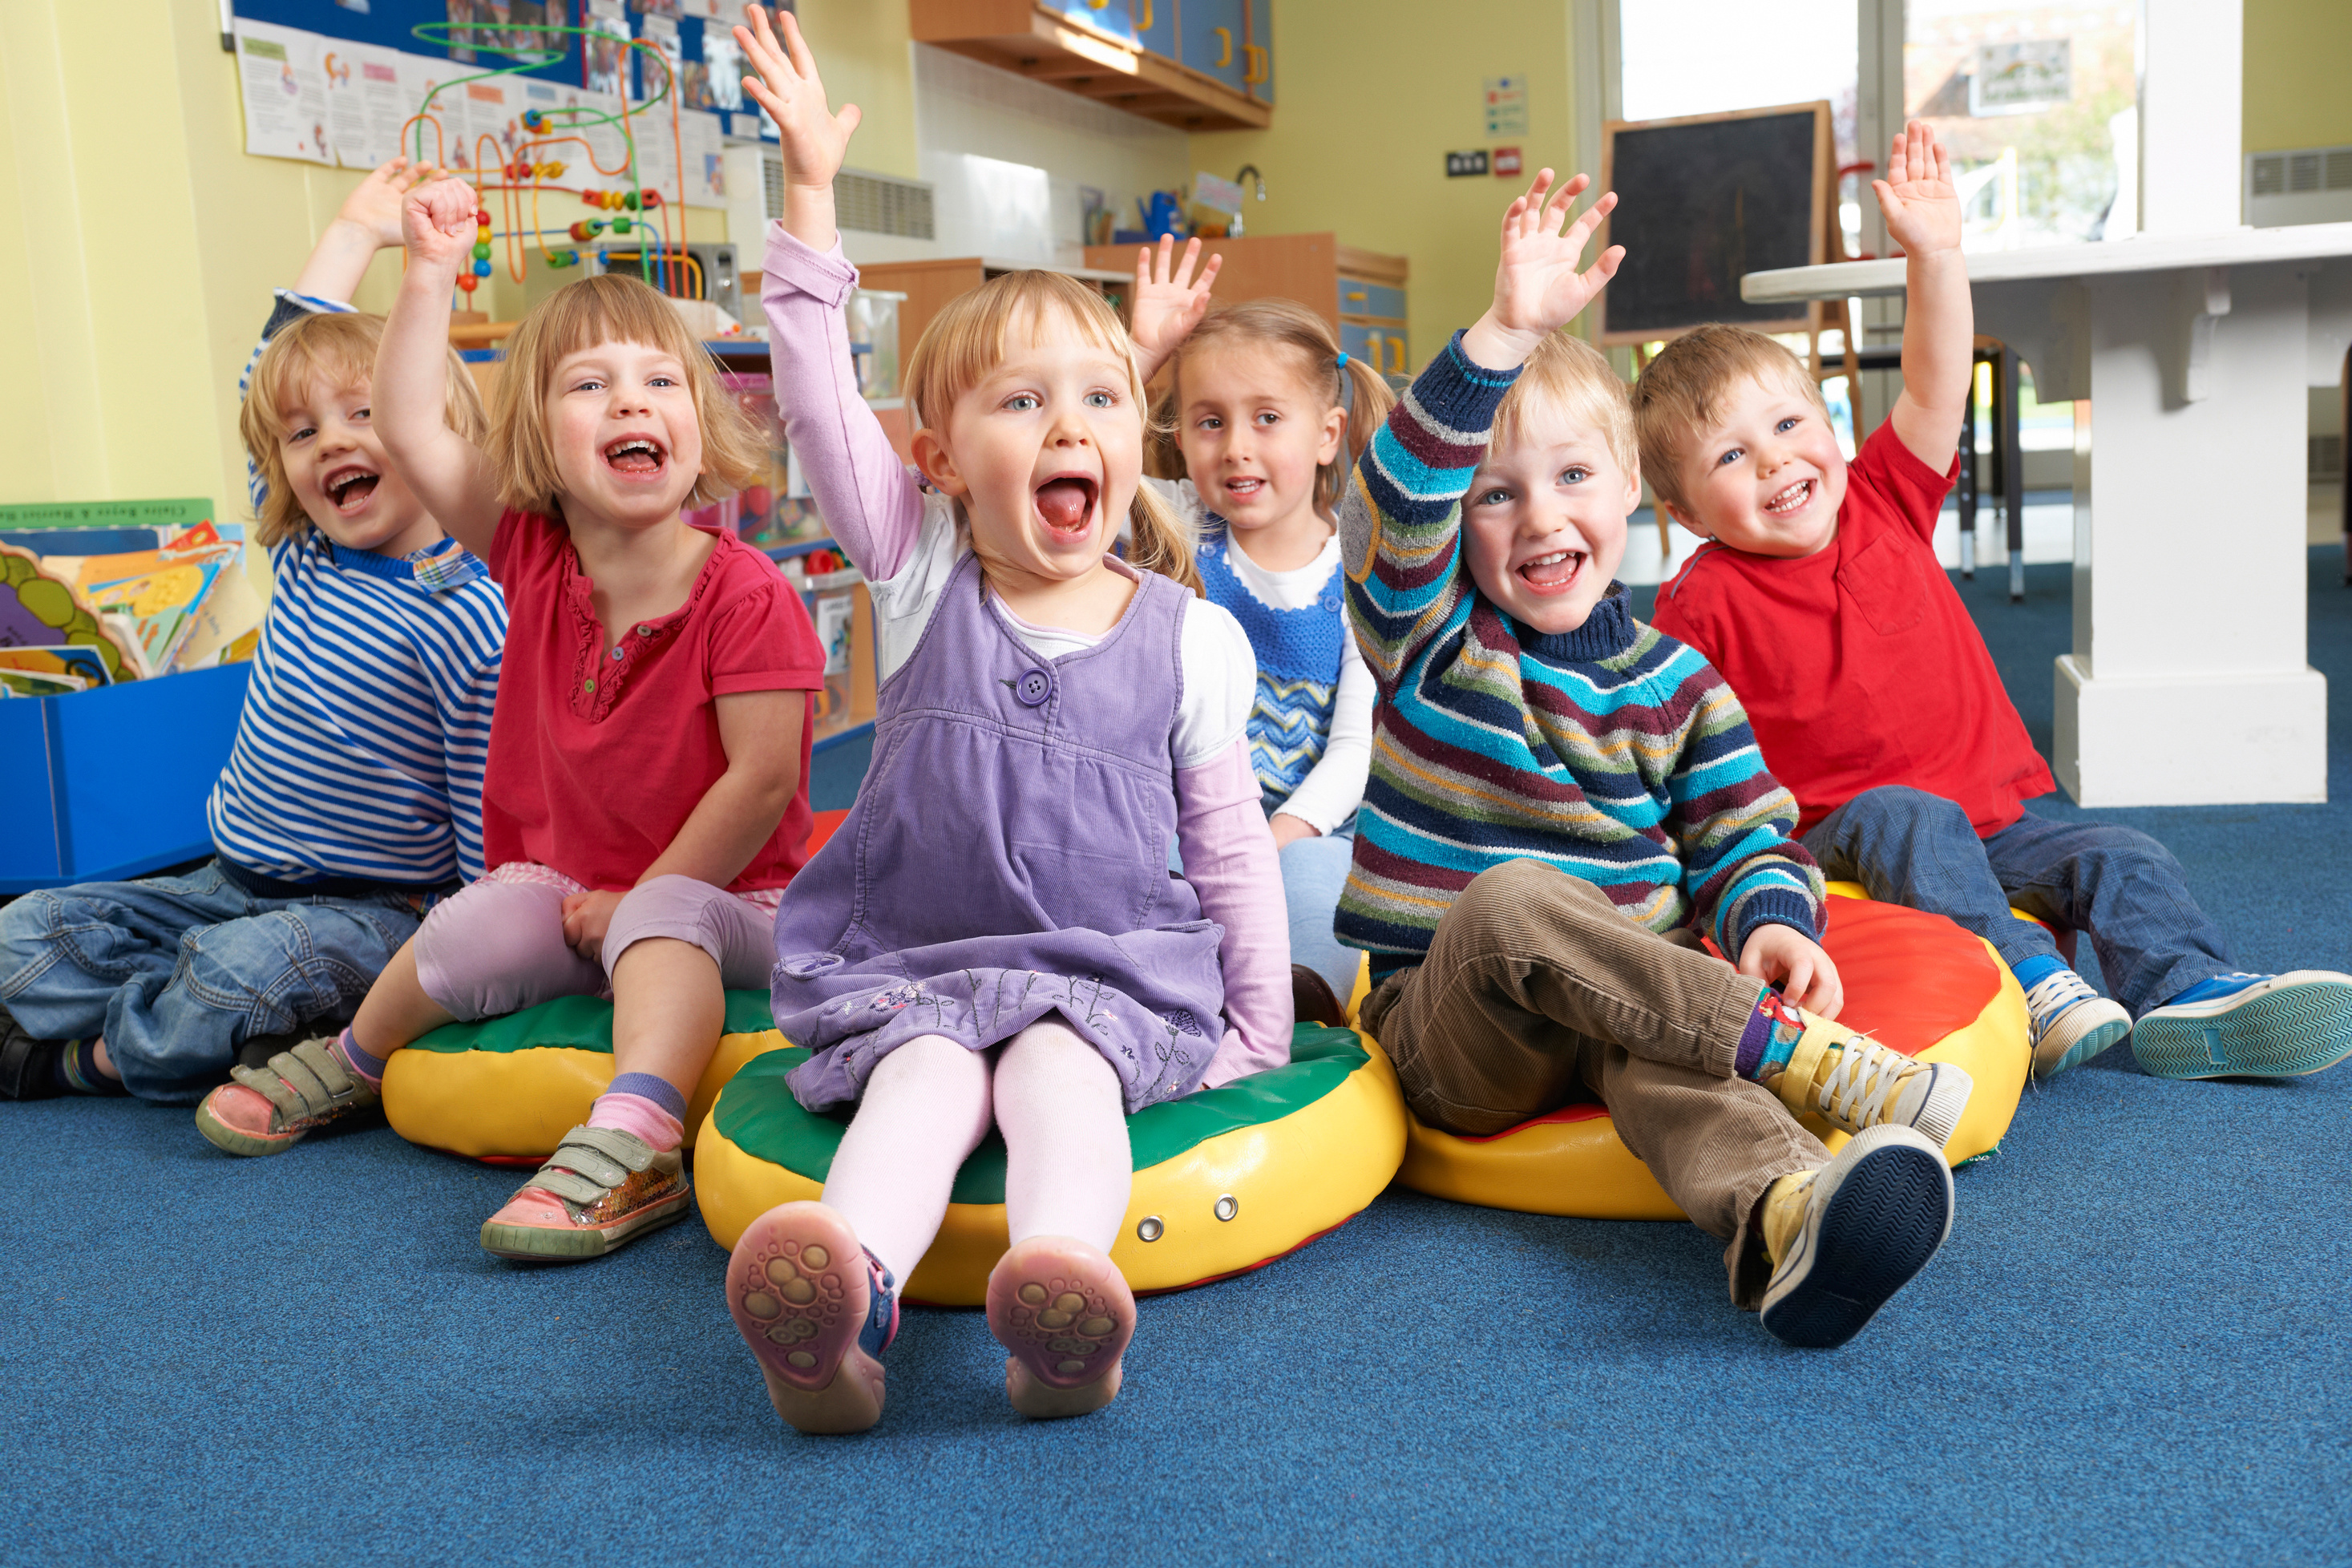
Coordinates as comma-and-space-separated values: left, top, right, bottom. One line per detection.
2022, 970, 2099, 1025
1814, 1036, 1911, 1127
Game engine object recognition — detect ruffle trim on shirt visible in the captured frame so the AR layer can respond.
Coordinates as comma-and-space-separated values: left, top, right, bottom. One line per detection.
561, 531, 731, 724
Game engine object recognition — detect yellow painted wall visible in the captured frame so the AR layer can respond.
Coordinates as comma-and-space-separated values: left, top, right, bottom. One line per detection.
2243, 0, 2352, 152
1190, 0, 1574, 370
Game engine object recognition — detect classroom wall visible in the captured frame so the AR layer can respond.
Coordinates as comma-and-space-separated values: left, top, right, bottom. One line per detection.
1189, 0, 1576, 370
2242, 0, 2352, 153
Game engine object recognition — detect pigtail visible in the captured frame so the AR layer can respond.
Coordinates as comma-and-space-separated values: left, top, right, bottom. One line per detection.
1319, 352, 1399, 515
1129, 479, 1204, 596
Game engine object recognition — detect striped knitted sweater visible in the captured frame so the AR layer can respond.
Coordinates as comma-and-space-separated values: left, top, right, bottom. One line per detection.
1337, 332, 1824, 981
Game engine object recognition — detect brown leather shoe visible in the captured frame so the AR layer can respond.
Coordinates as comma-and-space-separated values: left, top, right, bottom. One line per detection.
1291, 964, 1349, 1029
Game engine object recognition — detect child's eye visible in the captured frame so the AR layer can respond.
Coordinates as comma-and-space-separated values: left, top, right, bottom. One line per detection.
1085, 390, 1115, 408
1197, 414, 1222, 431
573, 378, 605, 394
1255, 411, 1280, 426
351, 408, 372, 424
649, 374, 679, 388
1717, 447, 1744, 467
1474, 487, 1512, 507
287, 426, 315, 443
1776, 417, 1800, 434
1560, 467, 1590, 484
1003, 393, 1040, 412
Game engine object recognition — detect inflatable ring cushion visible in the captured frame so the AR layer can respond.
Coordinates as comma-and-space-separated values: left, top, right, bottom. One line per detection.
378, 809, 853, 1163
1393, 883, 2033, 1220
696, 1023, 1407, 1306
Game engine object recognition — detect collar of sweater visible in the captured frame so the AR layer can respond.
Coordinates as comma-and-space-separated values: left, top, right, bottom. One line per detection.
1514, 580, 1637, 665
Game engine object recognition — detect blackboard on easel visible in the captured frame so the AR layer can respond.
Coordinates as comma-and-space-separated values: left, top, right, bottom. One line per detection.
1593, 101, 1830, 346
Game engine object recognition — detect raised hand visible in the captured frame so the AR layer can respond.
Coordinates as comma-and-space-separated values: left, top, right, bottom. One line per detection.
402, 176, 482, 276
1874, 119, 1961, 259
339, 156, 443, 249
1128, 236, 1223, 383
736, 3, 860, 230
1465, 171, 1623, 370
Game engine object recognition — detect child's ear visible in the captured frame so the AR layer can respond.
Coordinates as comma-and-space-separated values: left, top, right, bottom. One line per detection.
1620, 459, 1643, 515
1317, 403, 1348, 466
1659, 496, 1710, 539
910, 427, 968, 498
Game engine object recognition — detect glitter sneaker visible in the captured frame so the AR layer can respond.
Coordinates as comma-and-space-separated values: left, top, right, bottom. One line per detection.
478, 1125, 692, 1262
193, 1037, 380, 1155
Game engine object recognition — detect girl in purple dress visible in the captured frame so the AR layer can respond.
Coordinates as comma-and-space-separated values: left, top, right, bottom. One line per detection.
726, 5, 1292, 1434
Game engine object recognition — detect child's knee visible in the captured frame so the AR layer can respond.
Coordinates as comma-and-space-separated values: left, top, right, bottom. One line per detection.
1452, 858, 1610, 944
413, 879, 577, 1020
1845, 785, 1966, 833
605, 874, 736, 972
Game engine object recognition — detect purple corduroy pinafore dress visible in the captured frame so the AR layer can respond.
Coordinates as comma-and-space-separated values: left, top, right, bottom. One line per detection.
772, 552, 1228, 1115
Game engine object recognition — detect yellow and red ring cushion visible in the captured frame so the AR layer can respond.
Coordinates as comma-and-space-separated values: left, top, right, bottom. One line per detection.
378, 809, 851, 1164
695, 1024, 1408, 1306
1388, 883, 2033, 1220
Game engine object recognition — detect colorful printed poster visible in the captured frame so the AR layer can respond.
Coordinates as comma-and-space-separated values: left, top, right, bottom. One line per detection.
234, 20, 333, 165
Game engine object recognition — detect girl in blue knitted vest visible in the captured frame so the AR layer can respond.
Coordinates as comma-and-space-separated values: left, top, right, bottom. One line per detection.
1128, 248, 1396, 1005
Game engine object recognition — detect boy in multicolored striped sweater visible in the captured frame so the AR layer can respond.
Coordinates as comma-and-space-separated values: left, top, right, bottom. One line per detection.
1341, 171, 1973, 1347
0, 157, 505, 1105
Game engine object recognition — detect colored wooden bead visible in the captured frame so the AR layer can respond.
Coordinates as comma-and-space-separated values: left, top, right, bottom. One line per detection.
472, 241, 492, 261
455, 273, 479, 293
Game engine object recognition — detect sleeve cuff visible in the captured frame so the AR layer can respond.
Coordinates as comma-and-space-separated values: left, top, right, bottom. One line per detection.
761, 224, 859, 310
713, 668, 826, 697
1403, 329, 1522, 439
1724, 886, 1821, 960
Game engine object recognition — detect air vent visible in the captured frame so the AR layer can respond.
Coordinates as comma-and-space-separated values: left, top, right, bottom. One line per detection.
2245, 144, 2352, 227
762, 155, 935, 239
2313, 434, 2345, 483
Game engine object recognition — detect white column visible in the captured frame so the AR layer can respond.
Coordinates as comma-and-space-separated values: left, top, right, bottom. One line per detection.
2139, 0, 2244, 235
2053, 263, 2325, 806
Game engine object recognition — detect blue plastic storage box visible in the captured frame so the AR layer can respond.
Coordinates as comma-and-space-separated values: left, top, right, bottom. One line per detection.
0, 663, 250, 894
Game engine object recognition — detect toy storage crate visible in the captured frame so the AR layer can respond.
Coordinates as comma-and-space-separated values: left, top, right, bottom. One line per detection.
0, 663, 249, 893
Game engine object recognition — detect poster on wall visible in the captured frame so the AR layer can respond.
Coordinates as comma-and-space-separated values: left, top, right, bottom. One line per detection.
233, 21, 333, 165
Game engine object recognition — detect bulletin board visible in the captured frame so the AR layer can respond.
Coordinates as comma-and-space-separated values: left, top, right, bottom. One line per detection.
1591, 101, 1829, 346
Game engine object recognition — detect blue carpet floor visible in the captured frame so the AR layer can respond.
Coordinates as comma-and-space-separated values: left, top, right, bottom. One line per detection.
5, 557, 2350, 1565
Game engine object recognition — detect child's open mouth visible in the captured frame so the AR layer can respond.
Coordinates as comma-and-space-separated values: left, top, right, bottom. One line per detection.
322, 464, 380, 515
603, 435, 669, 479
1517, 548, 1586, 595
1033, 475, 1099, 540
1222, 475, 1267, 504
1765, 479, 1814, 516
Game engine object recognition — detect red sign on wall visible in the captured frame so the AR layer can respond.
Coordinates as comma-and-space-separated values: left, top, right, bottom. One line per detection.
1493, 147, 1523, 177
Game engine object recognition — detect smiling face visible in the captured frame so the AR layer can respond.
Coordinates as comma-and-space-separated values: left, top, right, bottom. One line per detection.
1173, 339, 1346, 537
544, 337, 705, 527
276, 370, 442, 557
911, 305, 1144, 588
1462, 414, 1642, 636
1663, 373, 1849, 558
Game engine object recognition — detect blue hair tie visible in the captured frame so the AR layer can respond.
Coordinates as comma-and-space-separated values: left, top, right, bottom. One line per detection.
1336, 352, 1349, 368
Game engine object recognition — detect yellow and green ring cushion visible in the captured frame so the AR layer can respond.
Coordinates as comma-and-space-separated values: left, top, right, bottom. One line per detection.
695, 1023, 1408, 1305
381, 988, 786, 1162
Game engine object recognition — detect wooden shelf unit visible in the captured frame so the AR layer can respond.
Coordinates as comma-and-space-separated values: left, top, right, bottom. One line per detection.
1082, 232, 1410, 374
848, 257, 1134, 368
911, 0, 1271, 133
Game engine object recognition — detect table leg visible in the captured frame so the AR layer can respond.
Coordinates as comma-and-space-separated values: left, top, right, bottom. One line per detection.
2001, 342, 2024, 602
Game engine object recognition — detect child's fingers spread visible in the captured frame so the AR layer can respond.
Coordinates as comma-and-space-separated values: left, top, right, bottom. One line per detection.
1174, 236, 1202, 289
780, 9, 822, 84
1196, 251, 1222, 289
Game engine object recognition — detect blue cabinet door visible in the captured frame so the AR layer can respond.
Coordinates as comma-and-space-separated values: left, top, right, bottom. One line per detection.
1244, 0, 1273, 103
1182, 0, 1247, 90
1052, 0, 1137, 46
1131, 0, 1177, 60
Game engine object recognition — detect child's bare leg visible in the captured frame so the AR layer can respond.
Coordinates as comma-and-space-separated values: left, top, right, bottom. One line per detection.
608, 936, 725, 1101
351, 941, 459, 1057
987, 1019, 1136, 1420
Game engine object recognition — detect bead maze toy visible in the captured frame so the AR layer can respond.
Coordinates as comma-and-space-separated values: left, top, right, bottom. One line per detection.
402, 19, 693, 301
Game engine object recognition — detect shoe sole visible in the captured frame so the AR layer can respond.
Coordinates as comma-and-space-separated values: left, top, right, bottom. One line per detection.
2132, 975, 2352, 1080
1760, 1128, 1954, 1350
479, 1186, 693, 1262
987, 1235, 1134, 1420
728, 1202, 886, 1435
2034, 1013, 2135, 1081
193, 1094, 306, 1157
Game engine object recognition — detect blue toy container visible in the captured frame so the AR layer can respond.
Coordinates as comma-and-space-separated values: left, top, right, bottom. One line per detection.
0, 664, 249, 894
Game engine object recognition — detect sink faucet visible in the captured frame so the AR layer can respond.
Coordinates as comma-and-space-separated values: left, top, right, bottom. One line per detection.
1230, 164, 1267, 236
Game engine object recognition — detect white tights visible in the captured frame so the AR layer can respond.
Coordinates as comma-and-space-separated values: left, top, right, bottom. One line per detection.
819, 1020, 1134, 1284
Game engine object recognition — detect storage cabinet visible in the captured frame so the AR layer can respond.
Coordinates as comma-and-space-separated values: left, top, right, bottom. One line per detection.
1244, 0, 1274, 104
1183, 0, 1248, 93
911, 0, 1271, 133
1129, 0, 1177, 62
1083, 232, 1411, 374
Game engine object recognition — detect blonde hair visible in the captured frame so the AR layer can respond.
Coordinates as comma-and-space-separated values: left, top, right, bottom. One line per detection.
1491, 329, 1637, 475
490, 272, 766, 515
1631, 323, 1829, 511
903, 269, 1202, 596
1158, 297, 1398, 517
240, 311, 485, 548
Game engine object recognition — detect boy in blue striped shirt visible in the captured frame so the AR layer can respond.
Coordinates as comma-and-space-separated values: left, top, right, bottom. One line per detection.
0, 158, 507, 1103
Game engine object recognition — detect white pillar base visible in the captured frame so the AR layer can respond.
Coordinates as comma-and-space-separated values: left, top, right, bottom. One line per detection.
2054, 654, 2327, 807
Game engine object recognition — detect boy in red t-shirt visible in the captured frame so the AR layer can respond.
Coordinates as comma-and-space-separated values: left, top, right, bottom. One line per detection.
1643, 120, 2352, 1085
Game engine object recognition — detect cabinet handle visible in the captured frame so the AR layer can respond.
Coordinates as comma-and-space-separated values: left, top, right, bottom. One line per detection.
1131, 0, 1152, 28
1388, 337, 1408, 374
1212, 26, 1232, 67
1243, 42, 1267, 83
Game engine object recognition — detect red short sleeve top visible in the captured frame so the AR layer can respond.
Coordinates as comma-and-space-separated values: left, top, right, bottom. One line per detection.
481, 510, 825, 891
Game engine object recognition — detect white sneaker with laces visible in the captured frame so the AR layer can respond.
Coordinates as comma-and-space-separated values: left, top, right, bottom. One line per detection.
2022, 968, 2132, 1080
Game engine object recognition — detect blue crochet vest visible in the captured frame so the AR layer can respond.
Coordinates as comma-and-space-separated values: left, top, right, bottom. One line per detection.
1196, 525, 1347, 814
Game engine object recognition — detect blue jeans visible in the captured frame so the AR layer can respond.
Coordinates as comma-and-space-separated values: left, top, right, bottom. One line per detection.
1281, 823, 1362, 1000
0, 859, 426, 1101
1800, 786, 2233, 1018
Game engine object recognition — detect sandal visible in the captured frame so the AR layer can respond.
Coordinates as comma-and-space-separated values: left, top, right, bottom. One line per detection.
478, 1125, 691, 1263
193, 1037, 379, 1155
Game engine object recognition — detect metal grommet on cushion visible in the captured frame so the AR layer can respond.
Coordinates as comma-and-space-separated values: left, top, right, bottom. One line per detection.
1214, 1194, 1239, 1222
1014, 667, 1053, 707
1136, 1215, 1165, 1242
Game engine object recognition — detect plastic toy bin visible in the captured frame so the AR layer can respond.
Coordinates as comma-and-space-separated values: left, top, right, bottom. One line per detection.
0, 663, 250, 894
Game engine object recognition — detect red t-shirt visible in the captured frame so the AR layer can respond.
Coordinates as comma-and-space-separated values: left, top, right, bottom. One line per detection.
1649, 422, 2054, 838
481, 510, 824, 891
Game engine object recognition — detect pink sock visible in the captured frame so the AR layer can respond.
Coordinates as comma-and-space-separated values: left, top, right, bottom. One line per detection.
587, 1090, 685, 1153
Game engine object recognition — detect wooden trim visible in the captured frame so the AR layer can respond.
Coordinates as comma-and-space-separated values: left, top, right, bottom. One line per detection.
911, 0, 1271, 133
1334, 244, 1409, 285
1592, 99, 1829, 346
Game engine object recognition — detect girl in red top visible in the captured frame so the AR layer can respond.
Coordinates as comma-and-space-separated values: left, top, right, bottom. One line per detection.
193, 177, 826, 1266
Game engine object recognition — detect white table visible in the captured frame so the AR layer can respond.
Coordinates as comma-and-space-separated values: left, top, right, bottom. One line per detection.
1744, 228, 2352, 809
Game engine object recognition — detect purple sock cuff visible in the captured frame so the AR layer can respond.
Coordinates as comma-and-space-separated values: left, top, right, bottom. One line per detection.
608, 1071, 689, 1120
335, 1027, 390, 1085
1733, 993, 1775, 1080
